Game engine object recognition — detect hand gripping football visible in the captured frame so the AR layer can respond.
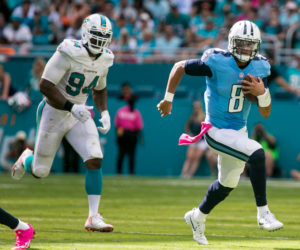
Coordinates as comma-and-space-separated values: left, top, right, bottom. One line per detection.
242, 74, 258, 103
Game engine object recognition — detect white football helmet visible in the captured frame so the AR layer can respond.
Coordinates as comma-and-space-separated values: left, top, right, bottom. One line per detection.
81, 14, 113, 54
228, 20, 261, 63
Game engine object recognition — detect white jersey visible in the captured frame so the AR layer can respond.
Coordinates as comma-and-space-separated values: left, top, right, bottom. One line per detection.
42, 39, 114, 104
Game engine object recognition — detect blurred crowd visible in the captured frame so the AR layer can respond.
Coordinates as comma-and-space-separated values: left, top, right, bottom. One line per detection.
0, 0, 300, 62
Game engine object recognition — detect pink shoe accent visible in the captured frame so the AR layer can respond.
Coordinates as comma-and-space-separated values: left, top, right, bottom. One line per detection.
179, 122, 212, 145
12, 223, 35, 250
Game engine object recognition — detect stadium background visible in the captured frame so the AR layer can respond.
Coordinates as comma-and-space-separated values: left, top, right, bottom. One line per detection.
0, 0, 300, 177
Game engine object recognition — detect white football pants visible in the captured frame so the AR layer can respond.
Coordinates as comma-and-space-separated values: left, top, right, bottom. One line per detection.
32, 100, 102, 177
205, 126, 262, 188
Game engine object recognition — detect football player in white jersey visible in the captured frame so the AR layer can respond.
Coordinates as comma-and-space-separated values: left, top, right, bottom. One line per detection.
11, 14, 114, 232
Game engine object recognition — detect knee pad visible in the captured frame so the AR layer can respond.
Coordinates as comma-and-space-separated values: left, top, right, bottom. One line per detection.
248, 148, 265, 165
216, 181, 233, 195
208, 180, 233, 199
33, 166, 50, 178
218, 157, 245, 188
220, 174, 241, 188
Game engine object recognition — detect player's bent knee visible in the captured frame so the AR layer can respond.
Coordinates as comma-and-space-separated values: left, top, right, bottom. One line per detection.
219, 182, 234, 195
32, 166, 50, 178
219, 164, 245, 188
211, 180, 234, 197
85, 158, 102, 170
248, 148, 265, 165
219, 177, 240, 188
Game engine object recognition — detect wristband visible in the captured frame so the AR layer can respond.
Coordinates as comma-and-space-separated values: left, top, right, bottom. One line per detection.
64, 100, 74, 111
257, 88, 271, 107
164, 92, 174, 102
101, 110, 109, 117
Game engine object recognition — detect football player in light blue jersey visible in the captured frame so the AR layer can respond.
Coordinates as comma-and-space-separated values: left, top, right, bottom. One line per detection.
157, 20, 283, 245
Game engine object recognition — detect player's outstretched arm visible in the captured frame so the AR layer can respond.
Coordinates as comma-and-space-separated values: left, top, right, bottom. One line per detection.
157, 60, 186, 117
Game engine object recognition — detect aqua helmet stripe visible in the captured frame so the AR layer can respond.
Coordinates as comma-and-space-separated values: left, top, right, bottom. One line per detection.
99, 14, 106, 28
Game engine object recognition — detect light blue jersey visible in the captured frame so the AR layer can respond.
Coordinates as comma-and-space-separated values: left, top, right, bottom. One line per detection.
202, 48, 270, 130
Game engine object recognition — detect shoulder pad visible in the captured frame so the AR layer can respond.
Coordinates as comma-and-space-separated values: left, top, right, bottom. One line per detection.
254, 54, 268, 61
57, 39, 83, 58
201, 48, 230, 63
252, 54, 271, 77
201, 48, 215, 62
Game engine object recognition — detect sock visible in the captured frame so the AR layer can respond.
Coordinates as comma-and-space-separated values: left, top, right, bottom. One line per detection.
257, 205, 269, 217
199, 180, 233, 214
24, 154, 33, 173
194, 207, 208, 222
0, 208, 19, 230
88, 195, 101, 217
14, 220, 29, 231
85, 169, 103, 195
248, 149, 267, 206
85, 169, 103, 216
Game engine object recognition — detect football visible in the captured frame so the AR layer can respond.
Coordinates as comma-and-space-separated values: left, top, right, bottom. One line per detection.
242, 74, 258, 103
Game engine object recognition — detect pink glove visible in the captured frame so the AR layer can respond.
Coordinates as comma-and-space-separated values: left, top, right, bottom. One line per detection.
178, 122, 212, 145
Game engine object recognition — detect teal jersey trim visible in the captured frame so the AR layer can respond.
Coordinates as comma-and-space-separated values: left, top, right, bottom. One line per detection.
205, 133, 249, 162
99, 14, 106, 28
24, 155, 33, 173
35, 99, 46, 146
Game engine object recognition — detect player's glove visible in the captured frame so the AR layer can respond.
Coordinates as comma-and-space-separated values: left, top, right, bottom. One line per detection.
97, 110, 111, 135
71, 104, 93, 123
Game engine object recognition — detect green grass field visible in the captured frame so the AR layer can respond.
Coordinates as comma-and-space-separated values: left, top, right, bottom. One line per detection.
0, 174, 299, 249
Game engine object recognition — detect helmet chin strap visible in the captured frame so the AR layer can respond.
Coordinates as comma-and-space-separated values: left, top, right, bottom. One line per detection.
234, 51, 251, 63
238, 55, 250, 63
234, 54, 251, 68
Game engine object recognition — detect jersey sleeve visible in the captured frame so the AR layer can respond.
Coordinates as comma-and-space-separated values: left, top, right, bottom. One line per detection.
102, 49, 114, 68
185, 59, 213, 77
262, 77, 268, 88
255, 55, 271, 78
41, 51, 71, 85
94, 68, 108, 91
262, 61, 271, 78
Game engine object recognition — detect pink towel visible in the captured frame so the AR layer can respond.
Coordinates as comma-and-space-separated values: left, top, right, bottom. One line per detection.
178, 122, 212, 145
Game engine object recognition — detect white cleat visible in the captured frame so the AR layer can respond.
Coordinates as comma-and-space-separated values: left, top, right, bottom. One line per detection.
11, 148, 33, 180
258, 211, 283, 231
84, 213, 114, 232
184, 208, 208, 245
